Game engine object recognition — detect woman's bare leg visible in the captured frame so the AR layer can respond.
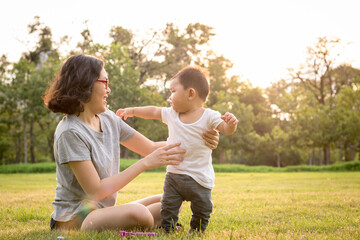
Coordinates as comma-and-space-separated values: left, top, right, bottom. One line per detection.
146, 202, 162, 227
132, 194, 162, 227
80, 203, 154, 231
133, 194, 162, 206
55, 195, 163, 231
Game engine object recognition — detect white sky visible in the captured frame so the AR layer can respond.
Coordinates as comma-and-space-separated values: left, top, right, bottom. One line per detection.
1, 0, 360, 88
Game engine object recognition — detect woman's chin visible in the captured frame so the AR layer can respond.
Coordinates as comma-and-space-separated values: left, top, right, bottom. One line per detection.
97, 106, 106, 114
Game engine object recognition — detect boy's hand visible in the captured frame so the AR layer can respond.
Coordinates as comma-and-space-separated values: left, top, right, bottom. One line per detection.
116, 108, 134, 120
221, 112, 238, 126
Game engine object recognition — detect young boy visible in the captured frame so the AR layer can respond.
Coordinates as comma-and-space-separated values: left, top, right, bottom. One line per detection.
116, 66, 238, 233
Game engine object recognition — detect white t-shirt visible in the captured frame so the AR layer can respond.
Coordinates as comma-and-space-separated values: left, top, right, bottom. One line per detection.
161, 107, 223, 189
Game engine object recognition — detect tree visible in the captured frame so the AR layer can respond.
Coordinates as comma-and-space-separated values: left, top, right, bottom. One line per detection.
105, 23, 219, 157
0, 16, 62, 164
76, 21, 93, 54
288, 36, 343, 165
0, 55, 13, 164
333, 79, 360, 161
23, 17, 60, 163
108, 23, 215, 89
109, 26, 133, 46
205, 55, 256, 163
264, 126, 289, 167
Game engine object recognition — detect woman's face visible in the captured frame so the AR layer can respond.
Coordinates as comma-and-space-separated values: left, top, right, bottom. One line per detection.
84, 68, 111, 114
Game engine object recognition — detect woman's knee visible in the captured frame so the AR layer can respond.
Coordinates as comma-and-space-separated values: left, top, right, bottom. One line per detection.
131, 203, 154, 229
80, 204, 154, 231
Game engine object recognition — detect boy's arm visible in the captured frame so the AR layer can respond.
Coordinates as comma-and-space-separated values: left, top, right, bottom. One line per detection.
116, 106, 162, 120
216, 112, 238, 135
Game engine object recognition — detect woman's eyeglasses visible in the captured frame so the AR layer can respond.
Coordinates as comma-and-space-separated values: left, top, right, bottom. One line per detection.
96, 78, 109, 89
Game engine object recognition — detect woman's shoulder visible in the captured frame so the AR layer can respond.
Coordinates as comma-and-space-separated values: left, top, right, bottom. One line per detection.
99, 108, 129, 135
55, 115, 82, 135
54, 116, 84, 144
99, 108, 119, 125
99, 108, 116, 119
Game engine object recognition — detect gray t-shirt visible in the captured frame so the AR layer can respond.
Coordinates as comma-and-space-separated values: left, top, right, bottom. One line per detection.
51, 109, 136, 222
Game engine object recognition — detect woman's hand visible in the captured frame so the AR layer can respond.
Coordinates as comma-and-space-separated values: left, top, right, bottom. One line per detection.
203, 128, 220, 150
140, 142, 185, 169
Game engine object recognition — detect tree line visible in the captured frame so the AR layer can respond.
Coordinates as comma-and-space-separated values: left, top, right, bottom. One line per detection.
0, 16, 359, 167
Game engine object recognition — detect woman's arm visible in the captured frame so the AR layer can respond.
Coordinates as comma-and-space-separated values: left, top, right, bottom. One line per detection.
122, 129, 220, 156
122, 128, 220, 156
121, 132, 167, 156
69, 142, 184, 201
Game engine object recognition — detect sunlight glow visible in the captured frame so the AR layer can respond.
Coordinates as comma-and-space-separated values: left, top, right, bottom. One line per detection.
1, 0, 359, 89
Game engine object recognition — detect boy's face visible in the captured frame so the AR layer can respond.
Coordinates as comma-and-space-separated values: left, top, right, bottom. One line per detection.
168, 77, 188, 112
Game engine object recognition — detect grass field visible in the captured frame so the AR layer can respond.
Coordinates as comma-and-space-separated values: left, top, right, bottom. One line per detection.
0, 172, 359, 239
1, 160, 360, 173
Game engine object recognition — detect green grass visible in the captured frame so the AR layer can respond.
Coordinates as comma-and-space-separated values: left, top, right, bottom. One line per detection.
0, 172, 360, 239
1, 160, 359, 173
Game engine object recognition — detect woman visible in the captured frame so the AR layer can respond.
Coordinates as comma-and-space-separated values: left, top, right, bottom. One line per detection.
43, 54, 219, 231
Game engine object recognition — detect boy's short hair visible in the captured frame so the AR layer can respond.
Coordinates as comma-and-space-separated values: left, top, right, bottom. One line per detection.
172, 65, 209, 101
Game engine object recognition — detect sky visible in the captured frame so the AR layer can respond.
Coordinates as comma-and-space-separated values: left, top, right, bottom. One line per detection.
1, 0, 360, 88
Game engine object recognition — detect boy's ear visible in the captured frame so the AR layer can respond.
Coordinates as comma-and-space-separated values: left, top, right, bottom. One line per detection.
188, 88, 196, 99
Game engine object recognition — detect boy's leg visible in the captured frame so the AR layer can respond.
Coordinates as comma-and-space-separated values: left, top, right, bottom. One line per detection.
189, 197, 212, 232
161, 173, 183, 232
184, 177, 213, 232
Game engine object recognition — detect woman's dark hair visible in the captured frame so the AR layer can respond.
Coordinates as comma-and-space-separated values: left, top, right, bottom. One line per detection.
172, 65, 209, 101
43, 54, 104, 115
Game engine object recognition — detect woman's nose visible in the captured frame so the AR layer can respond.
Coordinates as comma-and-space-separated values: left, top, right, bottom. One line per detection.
106, 87, 111, 94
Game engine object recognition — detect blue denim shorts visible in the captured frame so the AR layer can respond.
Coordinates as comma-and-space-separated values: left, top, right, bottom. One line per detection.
50, 218, 56, 230
50, 200, 100, 230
